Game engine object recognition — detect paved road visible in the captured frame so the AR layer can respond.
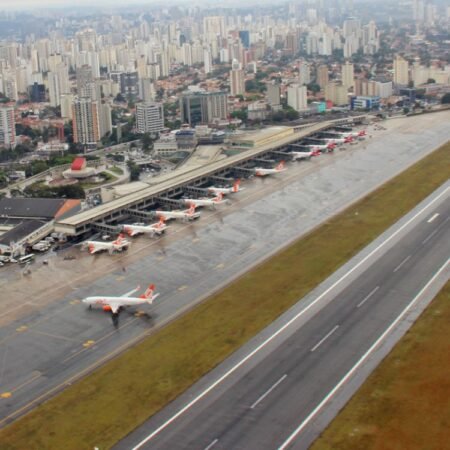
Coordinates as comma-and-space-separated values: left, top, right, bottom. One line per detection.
0, 113, 449, 427
117, 183, 450, 450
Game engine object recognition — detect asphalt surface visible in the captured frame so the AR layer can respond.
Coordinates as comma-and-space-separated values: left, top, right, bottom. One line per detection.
0, 113, 449, 428
116, 183, 450, 450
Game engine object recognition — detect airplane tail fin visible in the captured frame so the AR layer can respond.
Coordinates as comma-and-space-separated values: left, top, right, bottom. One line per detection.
214, 192, 223, 202
140, 284, 159, 303
276, 161, 285, 171
345, 136, 353, 143
114, 233, 125, 244
157, 217, 166, 227
232, 179, 241, 192
88, 243, 96, 254
187, 204, 196, 215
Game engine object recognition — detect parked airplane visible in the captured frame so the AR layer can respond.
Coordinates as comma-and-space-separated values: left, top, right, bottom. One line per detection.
82, 284, 159, 324
254, 161, 287, 177
85, 234, 130, 255
183, 192, 226, 209
155, 204, 201, 221
337, 129, 366, 139
305, 142, 336, 152
122, 217, 168, 237
291, 149, 320, 161
322, 136, 353, 145
208, 179, 243, 195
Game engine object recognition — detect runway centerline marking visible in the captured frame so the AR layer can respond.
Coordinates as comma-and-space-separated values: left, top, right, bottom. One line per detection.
357, 286, 380, 308
204, 438, 219, 450
310, 326, 339, 352
250, 374, 287, 409
427, 213, 439, 223
130, 186, 449, 450
278, 258, 450, 450
393, 255, 411, 273
422, 216, 450, 245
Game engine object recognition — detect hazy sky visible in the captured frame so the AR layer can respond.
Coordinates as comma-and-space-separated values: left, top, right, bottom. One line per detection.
0, 0, 166, 9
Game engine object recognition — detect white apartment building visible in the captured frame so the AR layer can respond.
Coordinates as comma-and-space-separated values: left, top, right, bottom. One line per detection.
287, 84, 308, 111
0, 106, 15, 148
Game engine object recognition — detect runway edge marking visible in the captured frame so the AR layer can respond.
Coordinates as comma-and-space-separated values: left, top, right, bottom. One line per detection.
278, 257, 450, 450
131, 185, 450, 449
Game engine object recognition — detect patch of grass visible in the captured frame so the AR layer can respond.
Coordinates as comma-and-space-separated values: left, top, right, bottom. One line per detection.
109, 166, 124, 175
1, 142, 449, 450
311, 281, 450, 450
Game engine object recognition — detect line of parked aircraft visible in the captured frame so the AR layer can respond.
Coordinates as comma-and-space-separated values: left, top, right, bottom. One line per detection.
81, 127, 366, 324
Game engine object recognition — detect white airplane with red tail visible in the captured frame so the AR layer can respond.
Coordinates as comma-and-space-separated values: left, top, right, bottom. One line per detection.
82, 284, 159, 324
254, 161, 287, 177
207, 179, 243, 195
322, 136, 353, 145
122, 218, 168, 237
305, 142, 336, 152
183, 192, 226, 209
337, 130, 367, 139
291, 149, 320, 161
85, 234, 130, 255
155, 204, 200, 221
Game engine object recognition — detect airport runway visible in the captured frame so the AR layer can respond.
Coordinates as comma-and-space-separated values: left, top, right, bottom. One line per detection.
0, 113, 449, 427
116, 183, 450, 450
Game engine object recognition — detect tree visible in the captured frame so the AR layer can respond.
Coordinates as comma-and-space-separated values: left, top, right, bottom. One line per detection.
141, 133, 154, 151
307, 82, 321, 93
127, 160, 140, 182
427, 78, 436, 84
441, 93, 450, 104
285, 108, 300, 120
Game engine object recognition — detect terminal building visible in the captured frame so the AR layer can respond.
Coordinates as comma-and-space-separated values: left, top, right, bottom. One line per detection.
0, 198, 81, 255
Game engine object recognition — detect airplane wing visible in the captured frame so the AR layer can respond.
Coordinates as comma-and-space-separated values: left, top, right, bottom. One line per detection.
121, 286, 140, 297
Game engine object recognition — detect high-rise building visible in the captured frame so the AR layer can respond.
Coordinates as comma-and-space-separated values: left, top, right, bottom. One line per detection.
287, 84, 308, 111
230, 59, 245, 97
180, 91, 228, 126
393, 55, 409, 86
76, 64, 93, 97
298, 61, 311, 85
28, 82, 46, 102
239, 30, 250, 49
136, 102, 164, 134
72, 97, 111, 148
61, 93, 74, 120
324, 82, 349, 106
341, 61, 354, 90
0, 106, 15, 148
266, 81, 281, 107
317, 64, 329, 88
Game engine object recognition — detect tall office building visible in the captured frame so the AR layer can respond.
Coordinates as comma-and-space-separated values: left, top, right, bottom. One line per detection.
287, 84, 308, 111
341, 61, 355, 90
393, 55, 409, 86
317, 64, 329, 88
298, 61, 311, 85
230, 59, 245, 96
0, 106, 16, 148
72, 98, 111, 148
136, 102, 164, 134
180, 91, 228, 126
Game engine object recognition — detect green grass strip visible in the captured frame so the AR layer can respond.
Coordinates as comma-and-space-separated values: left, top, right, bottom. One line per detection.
1, 142, 449, 450
311, 281, 450, 450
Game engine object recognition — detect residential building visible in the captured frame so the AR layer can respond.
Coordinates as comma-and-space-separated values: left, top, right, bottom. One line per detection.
341, 61, 354, 90
324, 82, 349, 106
230, 59, 245, 97
393, 55, 409, 86
287, 84, 308, 111
0, 106, 15, 148
72, 97, 111, 148
266, 81, 281, 107
317, 64, 329, 89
